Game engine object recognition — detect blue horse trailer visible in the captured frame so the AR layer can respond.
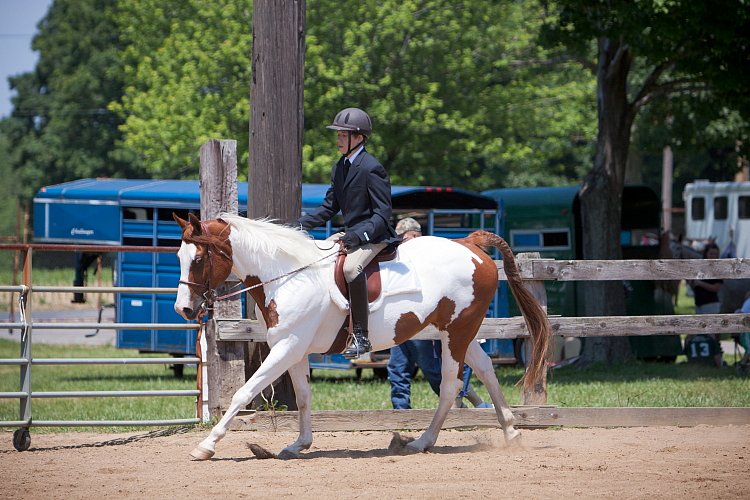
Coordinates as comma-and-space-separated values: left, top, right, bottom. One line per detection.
33, 179, 513, 370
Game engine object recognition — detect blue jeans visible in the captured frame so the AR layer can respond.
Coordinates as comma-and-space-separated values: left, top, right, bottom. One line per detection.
387, 340, 443, 409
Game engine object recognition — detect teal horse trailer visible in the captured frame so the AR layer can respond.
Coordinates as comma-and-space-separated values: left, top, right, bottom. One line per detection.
483, 185, 683, 361
33, 179, 511, 374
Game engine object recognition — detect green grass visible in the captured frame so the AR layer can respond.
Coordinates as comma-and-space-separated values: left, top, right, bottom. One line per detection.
312, 356, 750, 410
1, 338, 748, 434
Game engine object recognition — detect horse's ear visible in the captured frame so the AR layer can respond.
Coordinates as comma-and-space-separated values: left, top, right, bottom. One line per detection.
173, 212, 189, 230
188, 212, 203, 235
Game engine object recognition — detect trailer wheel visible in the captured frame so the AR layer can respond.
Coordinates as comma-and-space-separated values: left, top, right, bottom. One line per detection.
13, 428, 30, 452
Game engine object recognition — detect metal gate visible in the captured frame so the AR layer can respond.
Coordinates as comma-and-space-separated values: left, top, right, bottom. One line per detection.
0, 244, 202, 451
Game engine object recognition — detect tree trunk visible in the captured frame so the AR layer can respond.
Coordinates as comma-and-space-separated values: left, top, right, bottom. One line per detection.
246, 0, 305, 410
578, 37, 636, 365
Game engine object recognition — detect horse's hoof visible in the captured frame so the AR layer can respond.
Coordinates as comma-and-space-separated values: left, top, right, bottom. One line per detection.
277, 449, 300, 460
189, 445, 215, 461
504, 429, 522, 447
404, 439, 430, 454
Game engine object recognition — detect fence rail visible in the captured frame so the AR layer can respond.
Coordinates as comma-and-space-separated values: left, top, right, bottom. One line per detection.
217, 255, 750, 425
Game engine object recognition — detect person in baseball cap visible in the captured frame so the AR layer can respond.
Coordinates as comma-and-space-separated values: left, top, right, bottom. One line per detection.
396, 217, 422, 241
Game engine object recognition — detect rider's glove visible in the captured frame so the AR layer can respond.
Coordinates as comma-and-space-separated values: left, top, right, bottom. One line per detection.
339, 232, 361, 249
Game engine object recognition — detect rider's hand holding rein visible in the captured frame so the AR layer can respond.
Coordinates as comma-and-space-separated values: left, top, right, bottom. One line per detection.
339, 232, 361, 250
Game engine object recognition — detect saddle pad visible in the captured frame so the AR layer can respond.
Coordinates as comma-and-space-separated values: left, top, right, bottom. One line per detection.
329, 255, 421, 313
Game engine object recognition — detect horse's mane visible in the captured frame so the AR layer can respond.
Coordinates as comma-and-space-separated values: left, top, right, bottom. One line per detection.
218, 213, 325, 265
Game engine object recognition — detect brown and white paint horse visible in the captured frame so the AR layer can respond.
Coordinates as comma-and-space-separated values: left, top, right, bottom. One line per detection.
173, 213, 550, 460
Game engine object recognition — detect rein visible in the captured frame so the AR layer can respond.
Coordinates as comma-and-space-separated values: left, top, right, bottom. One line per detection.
213, 249, 342, 302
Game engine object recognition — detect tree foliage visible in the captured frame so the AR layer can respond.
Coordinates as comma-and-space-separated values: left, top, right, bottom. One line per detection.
304, 0, 596, 189
112, 0, 252, 178
539, 0, 750, 364
111, 0, 596, 188
1, 0, 144, 201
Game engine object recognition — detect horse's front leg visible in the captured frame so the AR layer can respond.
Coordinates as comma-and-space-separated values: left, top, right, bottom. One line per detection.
278, 356, 313, 459
190, 337, 306, 461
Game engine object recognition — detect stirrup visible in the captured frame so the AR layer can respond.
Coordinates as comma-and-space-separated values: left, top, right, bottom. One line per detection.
342, 331, 371, 359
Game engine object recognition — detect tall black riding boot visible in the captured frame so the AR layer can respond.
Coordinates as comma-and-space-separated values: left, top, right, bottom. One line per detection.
342, 273, 371, 359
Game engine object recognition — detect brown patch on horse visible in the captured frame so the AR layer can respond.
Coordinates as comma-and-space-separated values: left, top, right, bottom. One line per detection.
393, 296, 457, 344
244, 275, 272, 327
267, 300, 279, 329
442, 242, 499, 375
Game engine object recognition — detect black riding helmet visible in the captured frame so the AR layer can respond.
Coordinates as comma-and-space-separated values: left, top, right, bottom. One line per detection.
327, 107, 372, 155
326, 107, 372, 137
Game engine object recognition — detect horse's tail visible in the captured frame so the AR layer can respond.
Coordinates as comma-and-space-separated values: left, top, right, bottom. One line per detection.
461, 230, 551, 391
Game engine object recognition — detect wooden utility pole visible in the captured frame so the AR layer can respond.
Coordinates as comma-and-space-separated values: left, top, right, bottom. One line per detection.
661, 145, 673, 234
200, 139, 246, 418
247, 0, 306, 409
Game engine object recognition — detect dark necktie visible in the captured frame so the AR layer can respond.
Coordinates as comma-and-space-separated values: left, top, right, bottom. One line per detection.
343, 158, 351, 180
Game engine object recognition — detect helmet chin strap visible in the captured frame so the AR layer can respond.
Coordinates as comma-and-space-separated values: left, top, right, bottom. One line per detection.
345, 131, 365, 156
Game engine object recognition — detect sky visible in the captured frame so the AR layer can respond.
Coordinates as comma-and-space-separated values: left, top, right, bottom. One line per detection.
0, 0, 53, 119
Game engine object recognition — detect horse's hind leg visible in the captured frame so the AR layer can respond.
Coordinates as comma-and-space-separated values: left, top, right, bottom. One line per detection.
278, 357, 313, 458
464, 341, 520, 444
406, 337, 464, 452
190, 338, 304, 460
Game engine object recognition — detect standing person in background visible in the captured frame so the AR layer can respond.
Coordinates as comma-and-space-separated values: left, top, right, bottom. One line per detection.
734, 291, 750, 374
387, 218, 493, 409
297, 107, 398, 359
686, 242, 725, 367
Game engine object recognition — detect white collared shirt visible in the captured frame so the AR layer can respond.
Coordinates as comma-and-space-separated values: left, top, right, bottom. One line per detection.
347, 145, 364, 164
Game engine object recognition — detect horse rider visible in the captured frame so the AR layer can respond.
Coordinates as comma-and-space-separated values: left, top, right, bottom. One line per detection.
297, 107, 398, 359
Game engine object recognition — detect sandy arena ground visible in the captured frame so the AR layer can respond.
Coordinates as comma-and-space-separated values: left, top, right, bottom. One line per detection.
1, 425, 748, 499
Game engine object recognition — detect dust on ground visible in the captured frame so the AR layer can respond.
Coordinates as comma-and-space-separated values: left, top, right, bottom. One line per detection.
1, 425, 747, 499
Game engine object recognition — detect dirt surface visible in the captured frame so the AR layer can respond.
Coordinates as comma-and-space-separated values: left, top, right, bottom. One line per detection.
2, 425, 748, 499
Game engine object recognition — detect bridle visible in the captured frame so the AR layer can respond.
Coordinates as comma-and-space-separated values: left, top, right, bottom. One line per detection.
178, 221, 233, 312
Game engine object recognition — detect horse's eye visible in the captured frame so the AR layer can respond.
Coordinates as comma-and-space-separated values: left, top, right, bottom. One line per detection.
195, 256, 203, 264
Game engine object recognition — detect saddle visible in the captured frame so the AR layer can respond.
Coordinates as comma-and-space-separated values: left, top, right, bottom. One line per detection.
325, 243, 398, 355
334, 243, 398, 302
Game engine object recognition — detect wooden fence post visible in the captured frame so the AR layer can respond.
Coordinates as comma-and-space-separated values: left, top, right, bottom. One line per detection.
200, 139, 246, 418
518, 252, 549, 405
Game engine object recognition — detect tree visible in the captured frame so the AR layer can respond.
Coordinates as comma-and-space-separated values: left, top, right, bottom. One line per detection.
3, 0, 144, 202
112, 0, 252, 178
113, 0, 596, 189
304, 0, 596, 190
541, 0, 750, 363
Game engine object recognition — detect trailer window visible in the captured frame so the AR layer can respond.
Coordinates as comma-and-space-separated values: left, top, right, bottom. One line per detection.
714, 196, 728, 220
511, 229, 570, 251
542, 231, 569, 247
159, 208, 199, 222
123, 207, 153, 221
691, 197, 705, 220
739, 196, 750, 219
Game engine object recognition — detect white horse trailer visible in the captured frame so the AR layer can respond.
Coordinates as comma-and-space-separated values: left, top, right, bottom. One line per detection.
684, 180, 750, 313
684, 180, 750, 258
